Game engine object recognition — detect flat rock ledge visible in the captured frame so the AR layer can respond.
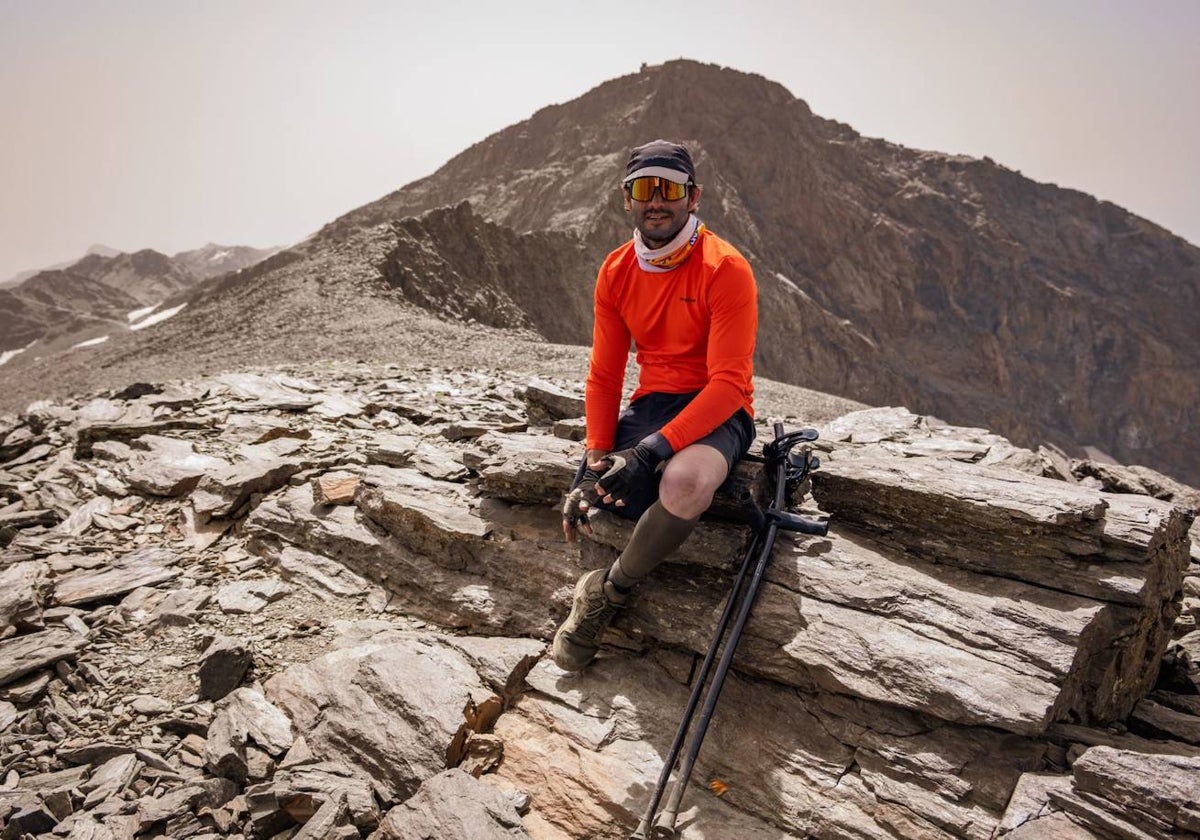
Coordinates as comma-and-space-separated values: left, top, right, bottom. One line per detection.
0, 370, 1197, 840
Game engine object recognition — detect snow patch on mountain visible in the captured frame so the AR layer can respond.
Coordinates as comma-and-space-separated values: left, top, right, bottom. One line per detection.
130, 302, 187, 331
71, 335, 110, 349
128, 304, 159, 323
0, 341, 36, 367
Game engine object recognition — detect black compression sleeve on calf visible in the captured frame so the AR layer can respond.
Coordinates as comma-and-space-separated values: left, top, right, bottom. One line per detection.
607, 500, 699, 589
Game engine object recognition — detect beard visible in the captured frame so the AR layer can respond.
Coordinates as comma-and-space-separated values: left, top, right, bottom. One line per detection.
632, 204, 690, 247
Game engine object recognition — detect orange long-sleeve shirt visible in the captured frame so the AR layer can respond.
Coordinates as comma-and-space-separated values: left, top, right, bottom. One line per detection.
585, 228, 757, 453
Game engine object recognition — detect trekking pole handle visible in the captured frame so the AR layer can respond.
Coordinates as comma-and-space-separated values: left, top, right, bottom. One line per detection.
768, 509, 829, 536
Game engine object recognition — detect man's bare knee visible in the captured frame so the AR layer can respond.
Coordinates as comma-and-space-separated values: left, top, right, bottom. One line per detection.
659, 446, 729, 518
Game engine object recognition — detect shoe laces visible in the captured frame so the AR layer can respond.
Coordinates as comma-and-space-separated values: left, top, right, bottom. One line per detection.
574, 591, 619, 644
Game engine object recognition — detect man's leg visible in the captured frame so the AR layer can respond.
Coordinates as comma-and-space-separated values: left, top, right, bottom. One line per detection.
605, 443, 729, 591
553, 404, 751, 672
552, 446, 729, 671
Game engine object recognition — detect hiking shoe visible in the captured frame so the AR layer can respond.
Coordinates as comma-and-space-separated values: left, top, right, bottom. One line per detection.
552, 568, 628, 671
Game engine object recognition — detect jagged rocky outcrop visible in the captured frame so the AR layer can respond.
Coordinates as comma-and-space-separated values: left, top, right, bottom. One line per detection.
0, 366, 1196, 839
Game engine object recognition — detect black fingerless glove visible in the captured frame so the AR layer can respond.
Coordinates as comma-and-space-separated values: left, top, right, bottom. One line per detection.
596, 432, 674, 502
563, 465, 603, 528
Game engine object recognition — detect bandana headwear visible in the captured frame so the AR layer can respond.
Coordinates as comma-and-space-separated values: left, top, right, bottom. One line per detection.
634, 214, 705, 273
624, 139, 695, 184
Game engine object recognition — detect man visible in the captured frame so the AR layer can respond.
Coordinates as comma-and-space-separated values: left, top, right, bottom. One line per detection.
554, 139, 758, 672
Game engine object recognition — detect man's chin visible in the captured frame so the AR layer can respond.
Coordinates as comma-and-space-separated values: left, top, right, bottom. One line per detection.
638, 221, 684, 247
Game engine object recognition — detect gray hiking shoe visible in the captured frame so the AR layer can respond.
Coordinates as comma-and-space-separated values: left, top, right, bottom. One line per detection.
552, 568, 628, 671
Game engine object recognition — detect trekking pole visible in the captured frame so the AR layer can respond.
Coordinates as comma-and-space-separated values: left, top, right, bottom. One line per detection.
630, 423, 827, 839
628, 527, 764, 839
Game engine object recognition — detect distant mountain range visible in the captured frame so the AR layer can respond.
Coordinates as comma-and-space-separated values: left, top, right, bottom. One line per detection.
1, 59, 1196, 485
0, 243, 280, 364
0, 244, 123, 288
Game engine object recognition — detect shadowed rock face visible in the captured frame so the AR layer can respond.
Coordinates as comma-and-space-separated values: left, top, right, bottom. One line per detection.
2, 365, 1194, 839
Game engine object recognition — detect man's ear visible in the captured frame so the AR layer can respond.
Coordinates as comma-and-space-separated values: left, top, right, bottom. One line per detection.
688, 183, 703, 212
622, 187, 632, 212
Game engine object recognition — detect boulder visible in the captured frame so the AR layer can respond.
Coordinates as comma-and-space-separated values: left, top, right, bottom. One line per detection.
197, 635, 253, 701
266, 623, 542, 802
371, 769, 530, 839
204, 687, 293, 782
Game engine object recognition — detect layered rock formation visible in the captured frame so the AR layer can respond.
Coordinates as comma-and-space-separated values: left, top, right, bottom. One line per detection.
1, 365, 1196, 838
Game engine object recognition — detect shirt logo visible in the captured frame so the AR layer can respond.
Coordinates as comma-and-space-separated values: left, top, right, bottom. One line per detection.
679, 296, 697, 303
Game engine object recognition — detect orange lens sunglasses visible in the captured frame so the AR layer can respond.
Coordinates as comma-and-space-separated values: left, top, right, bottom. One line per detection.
626, 177, 691, 202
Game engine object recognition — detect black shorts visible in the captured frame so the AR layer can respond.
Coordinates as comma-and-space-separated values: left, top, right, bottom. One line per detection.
576, 391, 756, 521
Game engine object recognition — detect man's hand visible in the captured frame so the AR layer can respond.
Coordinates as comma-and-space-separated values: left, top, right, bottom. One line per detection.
562, 451, 609, 542
595, 433, 674, 507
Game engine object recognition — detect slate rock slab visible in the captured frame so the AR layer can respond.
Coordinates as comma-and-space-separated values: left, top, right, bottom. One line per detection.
266, 544, 374, 602
467, 431, 578, 505
53, 547, 180, 607
213, 373, 321, 410
0, 628, 87, 687
123, 435, 229, 497
215, 578, 291, 614
813, 450, 1192, 606
192, 448, 307, 520
292, 789, 359, 840
0, 560, 45, 632
74, 399, 209, 457
371, 769, 530, 839
520, 378, 584, 426
1071, 746, 1200, 835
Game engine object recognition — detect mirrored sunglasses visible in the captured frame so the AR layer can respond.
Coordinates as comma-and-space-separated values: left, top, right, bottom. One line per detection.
626, 176, 691, 202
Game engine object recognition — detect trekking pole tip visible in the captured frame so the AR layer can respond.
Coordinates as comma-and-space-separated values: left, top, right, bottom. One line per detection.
652, 807, 680, 837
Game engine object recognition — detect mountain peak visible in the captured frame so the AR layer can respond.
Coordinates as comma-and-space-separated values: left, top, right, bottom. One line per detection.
85, 243, 124, 258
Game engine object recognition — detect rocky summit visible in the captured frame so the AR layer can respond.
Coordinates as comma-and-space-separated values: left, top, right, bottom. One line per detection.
0, 363, 1197, 839
325, 59, 1200, 486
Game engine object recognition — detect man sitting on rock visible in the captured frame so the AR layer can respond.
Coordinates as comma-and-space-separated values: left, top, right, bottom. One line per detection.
555, 139, 759, 671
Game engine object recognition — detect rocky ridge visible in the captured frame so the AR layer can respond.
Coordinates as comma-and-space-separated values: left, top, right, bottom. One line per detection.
0, 365, 1197, 839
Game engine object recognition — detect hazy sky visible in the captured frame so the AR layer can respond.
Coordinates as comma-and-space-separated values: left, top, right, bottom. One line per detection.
2, 0, 1198, 282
